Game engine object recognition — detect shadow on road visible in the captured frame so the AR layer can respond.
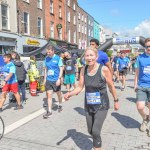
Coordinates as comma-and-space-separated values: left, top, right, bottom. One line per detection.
111, 112, 140, 128
74, 107, 85, 116
126, 97, 136, 103
127, 86, 134, 89
42, 98, 58, 111
56, 129, 93, 150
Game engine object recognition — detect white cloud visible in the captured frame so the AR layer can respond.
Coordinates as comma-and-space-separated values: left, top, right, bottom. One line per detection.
118, 20, 150, 37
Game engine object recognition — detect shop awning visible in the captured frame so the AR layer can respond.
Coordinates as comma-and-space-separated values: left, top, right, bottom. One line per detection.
22, 41, 67, 57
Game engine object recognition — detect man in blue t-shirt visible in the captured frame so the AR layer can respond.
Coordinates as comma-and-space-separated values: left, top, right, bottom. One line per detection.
90, 39, 113, 75
43, 45, 63, 119
116, 52, 130, 90
134, 38, 150, 134
0, 54, 22, 112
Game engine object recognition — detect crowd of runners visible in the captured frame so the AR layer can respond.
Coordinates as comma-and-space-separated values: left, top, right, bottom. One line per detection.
0, 38, 150, 150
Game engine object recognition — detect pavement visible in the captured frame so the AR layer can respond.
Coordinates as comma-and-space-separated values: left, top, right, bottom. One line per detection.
0, 74, 150, 150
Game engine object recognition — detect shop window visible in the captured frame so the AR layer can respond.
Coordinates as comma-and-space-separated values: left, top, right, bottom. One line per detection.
23, 46, 40, 53
1, 4, 9, 30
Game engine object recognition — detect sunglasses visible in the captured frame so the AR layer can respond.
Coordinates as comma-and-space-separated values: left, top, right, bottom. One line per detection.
145, 46, 150, 49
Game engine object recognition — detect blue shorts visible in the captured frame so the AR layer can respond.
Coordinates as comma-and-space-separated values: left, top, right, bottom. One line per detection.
136, 86, 150, 102
64, 74, 75, 85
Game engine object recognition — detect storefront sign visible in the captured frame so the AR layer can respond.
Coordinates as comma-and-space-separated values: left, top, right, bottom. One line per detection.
26, 38, 40, 46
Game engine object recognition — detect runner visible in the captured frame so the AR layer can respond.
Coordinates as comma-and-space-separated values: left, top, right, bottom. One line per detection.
134, 38, 150, 136
112, 51, 120, 82
116, 52, 130, 91
0, 54, 23, 112
63, 52, 78, 92
43, 45, 63, 119
64, 47, 119, 150
90, 38, 113, 75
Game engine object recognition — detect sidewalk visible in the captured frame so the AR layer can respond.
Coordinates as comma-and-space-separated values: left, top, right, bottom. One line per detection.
0, 74, 149, 150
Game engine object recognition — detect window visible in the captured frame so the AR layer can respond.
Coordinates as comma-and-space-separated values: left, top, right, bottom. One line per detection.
73, 31, 76, 43
91, 30, 93, 37
23, 12, 29, 34
50, 21, 54, 38
59, 6, 62, 18
91, 22, 93, 26
82, 15, 84, 21
89, 20, 90, 25
50, 0, 54, 14
85, 17, 86, 23
68, 29, 71, 42
82, 25, 84, 34
73, 15, 76, 25
67, 0, 70, 6
78, 23, 80, 32
67, 11, 70, 22
78, 13, 80, 19
58, 28, 62, 40
38, 17, 42, 37
23, 0, 29, 3
88, 29, 90, 36
85, 27, 87, 35
73, 3, 76, 10
1, 4, 9, 30
37, 0, 42, 9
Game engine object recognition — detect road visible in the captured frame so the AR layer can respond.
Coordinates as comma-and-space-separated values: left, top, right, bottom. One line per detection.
0, 74, 150, 150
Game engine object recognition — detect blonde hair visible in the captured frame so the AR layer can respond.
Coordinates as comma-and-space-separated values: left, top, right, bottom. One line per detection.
84, 46, 98, 56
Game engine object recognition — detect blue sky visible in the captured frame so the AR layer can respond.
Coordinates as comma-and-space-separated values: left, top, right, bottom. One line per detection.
78, 0, 150, 36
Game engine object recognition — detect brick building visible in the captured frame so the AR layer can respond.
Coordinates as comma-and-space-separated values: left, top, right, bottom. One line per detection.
65, 0, 78, 49
17, 0, 47, 54
77, 5, 88, 49
44, 0, 66, 47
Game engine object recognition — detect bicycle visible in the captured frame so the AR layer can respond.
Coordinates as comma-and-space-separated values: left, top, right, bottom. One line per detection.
0, 116, 5, 140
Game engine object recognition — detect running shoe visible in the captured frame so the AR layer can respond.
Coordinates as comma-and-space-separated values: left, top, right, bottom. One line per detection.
58, 105, 63, 112
14, 105, 23, 110
139, 116, 149, 132
43, 111, 52, 119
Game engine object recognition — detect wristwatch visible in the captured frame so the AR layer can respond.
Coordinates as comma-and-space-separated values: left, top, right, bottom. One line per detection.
114, 98, 119, 102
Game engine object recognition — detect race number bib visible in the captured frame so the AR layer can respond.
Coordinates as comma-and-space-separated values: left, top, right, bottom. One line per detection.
66, 66, 72, 71
48, 70, 54, 76
143, 66, 150, 74
86, 92, 101, 105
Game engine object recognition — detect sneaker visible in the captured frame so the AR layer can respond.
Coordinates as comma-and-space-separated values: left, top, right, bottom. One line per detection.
43, 103, 48, 107
139, 116, 149, 132
43, 111, 52, 119
58, 105, 63, 112
14, 105, 23, 110
0, 108, 2, 112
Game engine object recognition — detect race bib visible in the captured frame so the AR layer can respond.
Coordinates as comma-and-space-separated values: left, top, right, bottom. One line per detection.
143, 66, 150, 74
48, 70, 54, 76
66, 66, 72, 71
86, 92, 101, 105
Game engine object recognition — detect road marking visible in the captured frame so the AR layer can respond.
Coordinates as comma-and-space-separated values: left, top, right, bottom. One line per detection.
4, 108, 45, 135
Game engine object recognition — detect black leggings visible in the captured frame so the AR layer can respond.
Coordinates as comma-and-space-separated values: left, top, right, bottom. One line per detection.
85, 109, 108, 148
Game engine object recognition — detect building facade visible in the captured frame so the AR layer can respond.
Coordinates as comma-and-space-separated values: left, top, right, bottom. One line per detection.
17, 0, 47, 54
94, 20, 100, 41
77, 5, 88, 49
87, 14, 94, 46
65, 0, 78, 49
0, 0, 18, 54
44, 0, 66, 47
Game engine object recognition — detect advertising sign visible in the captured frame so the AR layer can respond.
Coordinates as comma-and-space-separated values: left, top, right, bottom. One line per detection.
113, 37, 140, 45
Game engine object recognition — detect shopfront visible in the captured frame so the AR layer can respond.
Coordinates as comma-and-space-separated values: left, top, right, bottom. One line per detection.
0, 36, 17, 54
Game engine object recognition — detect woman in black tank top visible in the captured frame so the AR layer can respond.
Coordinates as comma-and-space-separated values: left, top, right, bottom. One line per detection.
64, 47, 119, 150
